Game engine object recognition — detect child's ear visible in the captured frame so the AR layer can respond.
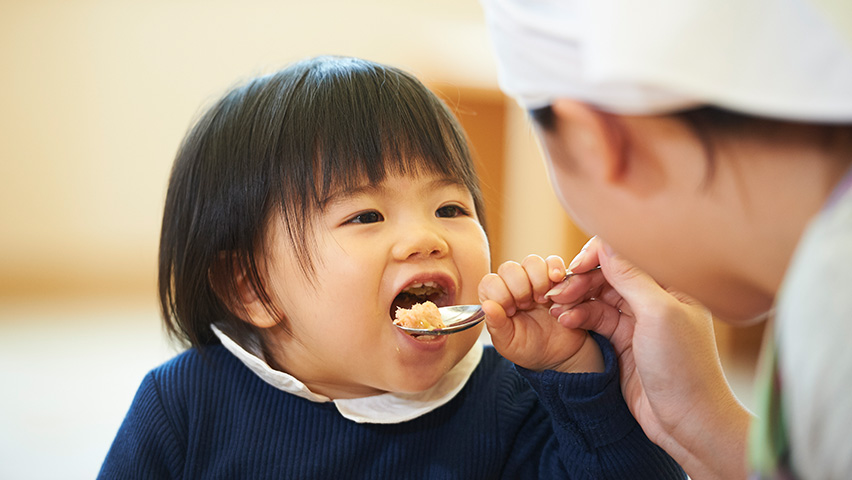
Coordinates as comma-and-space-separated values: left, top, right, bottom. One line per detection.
209, 252, 280, 329
548, 99, 629, 185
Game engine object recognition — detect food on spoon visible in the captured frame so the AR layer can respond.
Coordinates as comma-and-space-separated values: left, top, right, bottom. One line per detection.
393, 301, 445, 330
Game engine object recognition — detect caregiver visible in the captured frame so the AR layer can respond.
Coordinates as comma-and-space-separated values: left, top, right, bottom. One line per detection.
479, 1, 852, 479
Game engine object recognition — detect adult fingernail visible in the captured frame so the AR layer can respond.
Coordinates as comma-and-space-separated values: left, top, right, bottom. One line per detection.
567, 251, 584, 271
549, 303, 567, 317
545, 282, 567, 299
556, 311, 573, 326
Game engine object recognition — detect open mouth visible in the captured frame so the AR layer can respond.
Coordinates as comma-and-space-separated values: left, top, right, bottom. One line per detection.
389, 281, 450, 321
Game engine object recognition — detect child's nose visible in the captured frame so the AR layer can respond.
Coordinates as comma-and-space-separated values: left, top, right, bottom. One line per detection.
392, 225, 449, 261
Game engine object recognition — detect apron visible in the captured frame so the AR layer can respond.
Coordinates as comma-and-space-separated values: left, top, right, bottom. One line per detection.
748, 165, 852, 479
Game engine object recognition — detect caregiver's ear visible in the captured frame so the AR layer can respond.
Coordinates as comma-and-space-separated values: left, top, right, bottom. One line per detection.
547, 99, 629, 183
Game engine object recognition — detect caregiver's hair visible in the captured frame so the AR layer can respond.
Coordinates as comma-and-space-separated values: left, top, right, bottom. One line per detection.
158, 56, 484, 350
531, 105, 852, 180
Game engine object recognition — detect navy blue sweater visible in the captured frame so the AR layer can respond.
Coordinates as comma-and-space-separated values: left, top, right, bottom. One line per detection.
99, 335, 684, 479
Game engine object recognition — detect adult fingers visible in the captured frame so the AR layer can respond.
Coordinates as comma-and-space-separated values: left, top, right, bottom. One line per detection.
597, 241, 672, 318
545, 264, 606, 306
566, 236, 603, 273
554, 296, 625, 341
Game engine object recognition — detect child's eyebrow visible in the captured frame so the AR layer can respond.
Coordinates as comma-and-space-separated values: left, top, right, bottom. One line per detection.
428, 177, 467, 191
321, 184, 380, 209
321, 177, 467, 209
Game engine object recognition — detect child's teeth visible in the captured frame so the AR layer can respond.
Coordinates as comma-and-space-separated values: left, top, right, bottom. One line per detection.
415, 335, 439, 341
405, 282, 439, 291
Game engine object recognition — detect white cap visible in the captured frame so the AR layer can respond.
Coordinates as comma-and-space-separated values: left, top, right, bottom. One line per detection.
481, 0, 852, 122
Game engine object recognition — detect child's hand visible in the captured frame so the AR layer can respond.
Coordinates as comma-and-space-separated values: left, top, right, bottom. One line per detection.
478, 254, 604, 373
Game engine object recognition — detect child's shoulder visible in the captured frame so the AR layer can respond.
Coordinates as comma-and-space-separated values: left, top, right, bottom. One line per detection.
144, 343, 244, 396
154, 343, 233, 372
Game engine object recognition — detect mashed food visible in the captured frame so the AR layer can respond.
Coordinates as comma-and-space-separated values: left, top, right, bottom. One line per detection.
393, 301, 445, 330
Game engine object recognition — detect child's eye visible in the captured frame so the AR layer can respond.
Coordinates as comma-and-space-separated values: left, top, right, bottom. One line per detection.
436, 204, 470, 218
346, 210, 384, 224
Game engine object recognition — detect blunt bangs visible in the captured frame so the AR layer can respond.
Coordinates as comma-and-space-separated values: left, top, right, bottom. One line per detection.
267, 56, 484, 272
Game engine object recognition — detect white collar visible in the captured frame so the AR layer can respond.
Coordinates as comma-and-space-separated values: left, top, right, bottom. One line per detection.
211, 324, 483, 424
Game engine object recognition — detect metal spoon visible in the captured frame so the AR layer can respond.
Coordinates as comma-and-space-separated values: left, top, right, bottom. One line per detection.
394, 266, 602, 336
395, 304, 485, 336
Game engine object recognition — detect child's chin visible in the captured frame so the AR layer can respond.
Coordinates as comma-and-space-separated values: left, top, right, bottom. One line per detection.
391, 371, 445, 394
395, 356, 466, 392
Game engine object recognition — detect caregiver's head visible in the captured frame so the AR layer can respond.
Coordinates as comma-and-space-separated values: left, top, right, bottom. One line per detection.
481, 0, 852, 322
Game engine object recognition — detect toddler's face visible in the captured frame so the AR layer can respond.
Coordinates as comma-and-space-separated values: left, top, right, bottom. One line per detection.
257, 171, 490, 399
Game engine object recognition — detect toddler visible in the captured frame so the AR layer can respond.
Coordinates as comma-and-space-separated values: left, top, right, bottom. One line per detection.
98, 55, 684, 479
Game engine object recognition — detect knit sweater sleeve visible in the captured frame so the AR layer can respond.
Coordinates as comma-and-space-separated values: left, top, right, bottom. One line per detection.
97, 370, 185, 479
516, 333, 686, 479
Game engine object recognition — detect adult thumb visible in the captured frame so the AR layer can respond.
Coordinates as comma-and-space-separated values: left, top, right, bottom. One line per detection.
598, 241, 670, 315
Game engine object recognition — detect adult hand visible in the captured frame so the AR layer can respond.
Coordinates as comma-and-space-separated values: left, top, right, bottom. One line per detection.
478, 254, 604, 373
547, 236, 751, 480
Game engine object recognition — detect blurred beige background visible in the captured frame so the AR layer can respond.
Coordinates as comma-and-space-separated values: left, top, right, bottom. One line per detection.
0, 0, 578, 301
0, 2, 757, 479
0, 2, 579, 478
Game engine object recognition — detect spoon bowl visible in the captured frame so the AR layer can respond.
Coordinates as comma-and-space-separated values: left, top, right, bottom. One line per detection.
394, 305, 485, 336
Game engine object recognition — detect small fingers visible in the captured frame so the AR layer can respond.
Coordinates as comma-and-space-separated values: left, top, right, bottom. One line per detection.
495, 260, 535, 311
520, 254, 553, 303
480, 255, 560, 315
480, 299, 510, 335
545, 255, 567, 284
481, 298, 522, 355
478, 272, 517, 317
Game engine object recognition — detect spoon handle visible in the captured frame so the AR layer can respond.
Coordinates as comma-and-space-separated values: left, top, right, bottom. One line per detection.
561, 265, 601, 282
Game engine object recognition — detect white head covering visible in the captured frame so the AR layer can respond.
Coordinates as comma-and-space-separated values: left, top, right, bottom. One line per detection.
481, 0, 852, 122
